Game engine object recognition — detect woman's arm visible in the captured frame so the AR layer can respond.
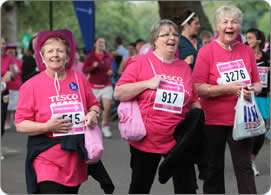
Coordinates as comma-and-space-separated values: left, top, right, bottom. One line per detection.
114, 76, 160, 101
16, 117, 72, 136
194, 82, 243, 98
85, 105, 100, 127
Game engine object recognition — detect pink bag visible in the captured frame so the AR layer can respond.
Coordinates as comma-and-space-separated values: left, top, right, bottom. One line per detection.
84, 125, 104, 164
117, 100, 146, 141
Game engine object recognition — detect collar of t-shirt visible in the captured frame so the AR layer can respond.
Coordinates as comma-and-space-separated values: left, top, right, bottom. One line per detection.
95, 52, 104, 61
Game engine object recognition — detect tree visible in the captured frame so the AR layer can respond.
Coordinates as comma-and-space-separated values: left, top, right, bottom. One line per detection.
158, 1, 213, 32
14, 1, 159, 50
202, 0, 270, 37
95, 1, 159, 50
1, 1, 18, 43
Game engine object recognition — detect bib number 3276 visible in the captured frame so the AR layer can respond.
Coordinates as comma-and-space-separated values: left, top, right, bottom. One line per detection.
223, 69, 246, 83
217, 59, 251, 85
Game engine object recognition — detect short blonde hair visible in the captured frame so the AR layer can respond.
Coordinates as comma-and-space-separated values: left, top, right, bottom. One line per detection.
214, 5, 243, 29
150, 19, 179, 49
40, 37, 70, 56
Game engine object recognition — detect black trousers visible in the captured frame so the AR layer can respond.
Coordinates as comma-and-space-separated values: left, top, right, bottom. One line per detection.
252, 134, 265, 156
1, 91, 8, 136
36, 181, 80, 194
128, 146, 197, 194
203, 125, 256, 194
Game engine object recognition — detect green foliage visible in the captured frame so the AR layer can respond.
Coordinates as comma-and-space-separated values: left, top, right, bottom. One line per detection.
202, 0, 270, 37
17, 1, 82, 46
17, 1, 159, 51
95, 1, 159, 50
16, 0, 269, 50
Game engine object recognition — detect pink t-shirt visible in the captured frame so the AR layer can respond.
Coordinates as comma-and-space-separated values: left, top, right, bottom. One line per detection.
192, 40, 260, 126
15, 69, 98, 186
7, 58, 23, 90
1, 54, 13, 76
117, 51, 197, 154
83, 51, 113, 89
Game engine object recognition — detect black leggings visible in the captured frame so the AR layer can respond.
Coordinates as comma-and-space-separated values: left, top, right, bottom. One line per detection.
1, 91, 8, 136
203, 125, 256, 194
128, 146, 197, 194
252, 134, 265, 156
36, 181, 80, 194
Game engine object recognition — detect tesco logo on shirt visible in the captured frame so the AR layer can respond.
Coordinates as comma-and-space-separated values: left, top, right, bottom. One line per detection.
158, 74, 183, 84
49, 94, 79, 103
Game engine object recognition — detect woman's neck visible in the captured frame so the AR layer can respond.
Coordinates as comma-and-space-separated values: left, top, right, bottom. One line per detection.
95, 50, 103, 54
154, 50, 176, 63
46, 68, 66, 80
216, 38, 232, 51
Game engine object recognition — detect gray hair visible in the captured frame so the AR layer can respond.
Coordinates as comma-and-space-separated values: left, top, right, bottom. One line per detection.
214, 5, 243, 29
150, 19, 179, 49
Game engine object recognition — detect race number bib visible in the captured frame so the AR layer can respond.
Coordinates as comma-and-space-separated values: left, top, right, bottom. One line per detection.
50, 102, 85, 137
153, 80, 184, 114
257, 66, 269, 88
216, 59, 251, 85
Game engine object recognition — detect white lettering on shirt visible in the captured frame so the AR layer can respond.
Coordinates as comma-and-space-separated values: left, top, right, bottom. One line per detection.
48, 94, 79, 103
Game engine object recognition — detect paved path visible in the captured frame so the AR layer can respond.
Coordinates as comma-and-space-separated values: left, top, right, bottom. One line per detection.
1, 122, 270, 194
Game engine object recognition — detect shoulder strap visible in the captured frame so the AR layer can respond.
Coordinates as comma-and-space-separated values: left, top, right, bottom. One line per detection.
147, 58, 157, 76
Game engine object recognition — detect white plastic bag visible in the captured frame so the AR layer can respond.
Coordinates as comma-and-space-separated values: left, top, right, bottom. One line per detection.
233, 88, 266, 141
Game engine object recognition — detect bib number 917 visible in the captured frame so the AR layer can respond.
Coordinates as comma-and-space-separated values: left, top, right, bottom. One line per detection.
161, 92, 178, 104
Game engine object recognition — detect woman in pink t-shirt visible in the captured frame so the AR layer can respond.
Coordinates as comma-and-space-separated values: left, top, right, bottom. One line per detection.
83, 37, 114, 138
115, 19, 200, 194
15, 29, 100, 194
192, 5, 262, 194
1, 38, 18, 138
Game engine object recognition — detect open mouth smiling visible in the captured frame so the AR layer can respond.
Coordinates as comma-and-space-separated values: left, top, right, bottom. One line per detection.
166, 42, 176, 47
225, 32, 235, 36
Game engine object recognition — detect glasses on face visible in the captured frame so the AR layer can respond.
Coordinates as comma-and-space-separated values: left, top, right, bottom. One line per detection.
158, 32, 179, 38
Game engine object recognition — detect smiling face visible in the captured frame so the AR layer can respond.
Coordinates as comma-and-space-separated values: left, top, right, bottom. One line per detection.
214, 6, 242, 46
154, 25, 179, 57
246, 32, 258, 49
216, 15, 240, 45
41, 38, 69, 72
95, 38, 106, 52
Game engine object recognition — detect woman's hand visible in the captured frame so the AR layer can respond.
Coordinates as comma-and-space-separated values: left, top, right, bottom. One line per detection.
93, 61, 98, 67
85, 110, 99, 127
114, 76, 161, 101
2, 71, 12, 82
184, 55, 193, 65
145, 75, 161, 89
107, 69, 113, 76
226, 82, 243, 96
230, 84, 253, 101
45, 115, 73, 133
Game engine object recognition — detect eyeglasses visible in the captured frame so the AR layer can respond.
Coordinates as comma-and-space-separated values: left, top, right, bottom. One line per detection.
158, 33, 179, 38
